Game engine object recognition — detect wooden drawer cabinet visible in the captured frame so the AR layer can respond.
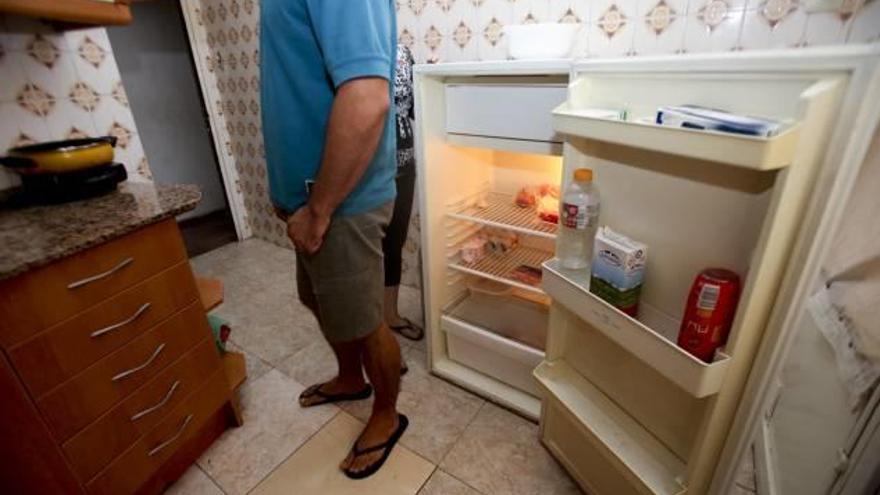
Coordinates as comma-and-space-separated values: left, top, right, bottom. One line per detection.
0, 218, 240, 495
10, 262, 198, 397
0, 220, 187, 347
63, 339, 220, 483
38, 301, 208, 442
86, 369, 231, 495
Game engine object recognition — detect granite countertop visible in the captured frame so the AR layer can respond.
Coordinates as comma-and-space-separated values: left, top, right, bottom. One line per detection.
0, 182, 201, 281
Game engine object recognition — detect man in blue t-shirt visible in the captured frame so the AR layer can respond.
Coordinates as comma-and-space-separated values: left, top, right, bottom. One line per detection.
261, 0, 405, 479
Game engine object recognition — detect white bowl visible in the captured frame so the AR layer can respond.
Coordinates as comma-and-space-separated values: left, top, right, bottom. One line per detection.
503, 23, 580, 60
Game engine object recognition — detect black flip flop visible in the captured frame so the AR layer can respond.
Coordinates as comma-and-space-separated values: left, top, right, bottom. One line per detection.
390, 318, 424, 341
298, 383, 372, 408
343, 414, 410, 480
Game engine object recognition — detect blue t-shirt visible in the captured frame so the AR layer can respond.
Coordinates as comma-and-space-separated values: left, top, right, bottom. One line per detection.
260, 0, 397, 216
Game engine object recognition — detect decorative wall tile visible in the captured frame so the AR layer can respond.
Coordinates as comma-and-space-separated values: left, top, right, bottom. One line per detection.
590, 3, 638, 56
92, 94, 137, 138
0, 102, 20, 149
20, 49, 78, 102
0, 51, 28, 102
683, 2, 747, 52
5, 101, 51, 144
847, 0, 880, 43
0, 15, 153, 185
738, 0, 808, 49
476, 0, 514, 60
418, 2, 448, 62
1, 16, 67, 52
44, 98, 97, 140
633, 6, 688, 54
446, 0, 479, 61
802, 12, 851, 46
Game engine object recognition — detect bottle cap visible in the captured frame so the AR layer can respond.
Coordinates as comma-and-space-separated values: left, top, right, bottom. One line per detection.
573, 168, 593, 182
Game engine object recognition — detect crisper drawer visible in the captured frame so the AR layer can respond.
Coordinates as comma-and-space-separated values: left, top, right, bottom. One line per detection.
448, 291, 548, 351
37, 302, 209, 442
441, 309, 544, 397
85, 368, 230, 495
10, 262, 199, 398
0, 219, 188, 347
62, 338, 221, 483
445, 84, 568, 142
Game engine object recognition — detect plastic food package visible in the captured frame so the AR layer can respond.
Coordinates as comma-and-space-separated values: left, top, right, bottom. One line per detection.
510, 264, 543, 287
461, 235, 487, 264
485, 228, 519, 254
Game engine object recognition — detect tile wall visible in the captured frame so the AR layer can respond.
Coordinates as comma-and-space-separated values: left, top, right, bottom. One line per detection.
0, 16, 152, 190
398, 0, 879, 62
181, 0, 879, 288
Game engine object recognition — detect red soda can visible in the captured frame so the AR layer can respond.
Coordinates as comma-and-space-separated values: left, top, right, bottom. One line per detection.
677, 269, 741, 363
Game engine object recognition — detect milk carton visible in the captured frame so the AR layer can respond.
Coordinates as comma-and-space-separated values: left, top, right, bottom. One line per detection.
589, 227, 647, 317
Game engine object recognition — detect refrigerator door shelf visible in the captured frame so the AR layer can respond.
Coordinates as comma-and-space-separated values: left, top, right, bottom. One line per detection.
542, 259, 731, 398
552, 102, 800, 171
535, 360, 688, 495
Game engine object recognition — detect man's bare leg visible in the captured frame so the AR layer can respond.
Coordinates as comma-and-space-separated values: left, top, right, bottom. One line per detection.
340, 322, 402, 473
297, 298, 368, 407
299, 339, 367, 407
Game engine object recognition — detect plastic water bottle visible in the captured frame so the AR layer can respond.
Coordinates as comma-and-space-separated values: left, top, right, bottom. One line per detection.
558, 168, 600, 270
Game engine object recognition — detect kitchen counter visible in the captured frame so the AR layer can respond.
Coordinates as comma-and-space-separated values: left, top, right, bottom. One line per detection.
0, 182, 200, 281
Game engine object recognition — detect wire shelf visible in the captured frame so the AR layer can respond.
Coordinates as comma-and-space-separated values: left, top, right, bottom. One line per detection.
448, 244, 552, 294
448, 192, 558, 239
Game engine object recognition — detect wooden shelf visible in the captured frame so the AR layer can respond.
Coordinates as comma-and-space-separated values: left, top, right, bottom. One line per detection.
542, 259, 730, 398
222, 351, 246, 392
552, 102, 799, 170
195, 277, 224, 312
534, 360, 686, 495
0, 0, 132, 26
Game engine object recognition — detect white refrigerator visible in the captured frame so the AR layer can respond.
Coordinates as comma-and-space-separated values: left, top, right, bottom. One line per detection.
414, 48, 880, 495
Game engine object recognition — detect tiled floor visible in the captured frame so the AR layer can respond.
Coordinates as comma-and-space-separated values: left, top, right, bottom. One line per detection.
171, 239, 581, 495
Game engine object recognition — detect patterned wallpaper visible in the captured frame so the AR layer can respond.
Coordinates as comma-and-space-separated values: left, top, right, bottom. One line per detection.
0, 16, 152, 190
180, 0, 878, 289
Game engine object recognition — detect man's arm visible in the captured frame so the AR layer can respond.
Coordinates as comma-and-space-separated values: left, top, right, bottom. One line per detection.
286, 77, 390, 253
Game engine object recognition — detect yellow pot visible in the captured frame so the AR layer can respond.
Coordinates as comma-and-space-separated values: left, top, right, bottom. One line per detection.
0, 136, 117, 174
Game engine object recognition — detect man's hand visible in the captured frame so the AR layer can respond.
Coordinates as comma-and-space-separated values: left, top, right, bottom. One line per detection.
286, 205, 331, 254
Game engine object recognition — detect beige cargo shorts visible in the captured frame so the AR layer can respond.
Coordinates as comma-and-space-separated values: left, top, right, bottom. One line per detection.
292, 202, 393, 343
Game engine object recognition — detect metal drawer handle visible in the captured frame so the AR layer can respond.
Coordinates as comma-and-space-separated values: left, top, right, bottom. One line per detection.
67, 257, 134, 290
131, 380, 181, 421
90, 302, 152, 338
111, 343, 166, 382
147, 414, 193, 457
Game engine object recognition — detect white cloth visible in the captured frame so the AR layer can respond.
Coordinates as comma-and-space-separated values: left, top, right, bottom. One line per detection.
823, 130, 880, 364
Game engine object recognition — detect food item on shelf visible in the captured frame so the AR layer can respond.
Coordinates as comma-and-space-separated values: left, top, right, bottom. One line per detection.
558, 168, 600, 270
677, 268, 741, 363
514, 184, 559, 210
515, 187, 538, 208
538, 184, 560, 199
656, 105, 783, 137
475, 197, 489, 209
485, 228, 519, 254
589, 226, 647, 317
536, 194, 560, 224
510, 264, 543, 287
460, 235, 488, 264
